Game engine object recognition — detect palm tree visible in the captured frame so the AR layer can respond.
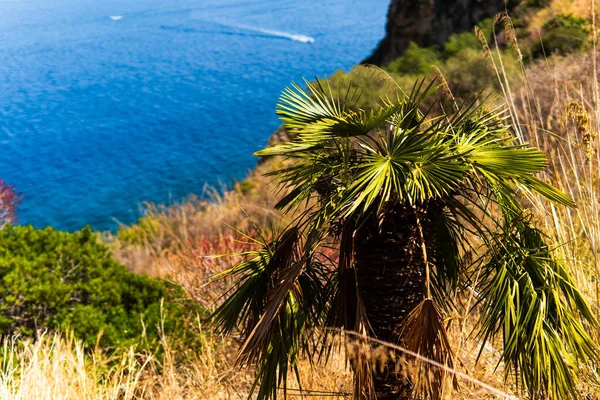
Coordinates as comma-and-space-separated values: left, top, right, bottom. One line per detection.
212, 74, 598, 400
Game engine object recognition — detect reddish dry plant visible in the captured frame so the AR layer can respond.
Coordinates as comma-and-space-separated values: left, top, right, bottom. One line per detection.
0, 178, 19, 228
161, 233, 259, 308
161, 231, 341, 311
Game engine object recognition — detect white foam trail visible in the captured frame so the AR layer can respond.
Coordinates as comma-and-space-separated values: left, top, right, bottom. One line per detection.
245, 26, 314, 43
110, 16, 123, 21
215, 21, 314, 43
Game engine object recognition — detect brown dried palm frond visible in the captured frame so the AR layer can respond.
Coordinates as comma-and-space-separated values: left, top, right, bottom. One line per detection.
324, 221, 375, 398
399, 298, 458, 400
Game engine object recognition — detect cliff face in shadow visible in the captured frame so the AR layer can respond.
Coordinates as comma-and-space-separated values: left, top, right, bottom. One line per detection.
365, 0, 513, 65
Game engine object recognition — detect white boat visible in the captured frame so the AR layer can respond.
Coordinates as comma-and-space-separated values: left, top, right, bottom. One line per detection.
110, 16, 123, 21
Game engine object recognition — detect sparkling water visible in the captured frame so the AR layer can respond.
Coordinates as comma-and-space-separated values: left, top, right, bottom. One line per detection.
0, 0, 388, 231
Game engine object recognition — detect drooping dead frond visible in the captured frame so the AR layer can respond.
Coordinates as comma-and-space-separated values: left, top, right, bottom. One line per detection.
325, 222, 372, 335
324, 221, 375, 398
398, 298, 458, 400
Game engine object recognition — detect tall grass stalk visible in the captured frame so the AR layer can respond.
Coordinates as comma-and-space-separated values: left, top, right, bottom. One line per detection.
478, 13, 600, 393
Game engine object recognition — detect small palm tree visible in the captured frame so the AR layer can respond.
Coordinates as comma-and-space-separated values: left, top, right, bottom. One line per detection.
212, 74, 598, 400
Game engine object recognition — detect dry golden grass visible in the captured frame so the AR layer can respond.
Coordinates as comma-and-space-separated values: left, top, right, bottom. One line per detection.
0, 329, 351, 400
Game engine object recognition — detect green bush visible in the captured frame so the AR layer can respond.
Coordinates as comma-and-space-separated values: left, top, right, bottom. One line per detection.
235, 179, 255, 195
0, 225, 200, 350
386, 42, 441, 75
543, 14, 589, 32
382, 18, 499, 96
443, 32, 481, 58
540, 27, 589, 55
443, 19, 493, 58
438, 47, 520, 95
439, 48, 495, 94
534, 14, 590, 56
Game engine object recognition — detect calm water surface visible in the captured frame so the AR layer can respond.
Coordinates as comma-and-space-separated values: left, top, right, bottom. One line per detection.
0, 0, 388, 230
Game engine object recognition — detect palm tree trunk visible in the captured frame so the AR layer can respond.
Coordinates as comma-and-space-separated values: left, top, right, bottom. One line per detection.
354, 201, 443, 400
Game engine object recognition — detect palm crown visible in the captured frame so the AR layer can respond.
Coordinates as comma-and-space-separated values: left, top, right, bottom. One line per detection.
212, 74, 597, 400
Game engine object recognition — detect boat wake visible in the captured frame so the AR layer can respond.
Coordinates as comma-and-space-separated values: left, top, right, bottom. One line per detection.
211, 20, 314, 43
240, 25, 314, 43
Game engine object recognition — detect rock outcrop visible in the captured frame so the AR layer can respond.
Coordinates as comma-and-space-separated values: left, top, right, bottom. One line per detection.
364, 0, 515, 65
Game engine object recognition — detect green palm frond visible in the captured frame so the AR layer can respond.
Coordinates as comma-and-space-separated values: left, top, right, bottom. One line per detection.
469, 144, 548, 176
244, 257, 325, 400
477, 217, 597, 399
340, 125, 466, 214
258, 78, 438, 158
212, 227, 329, 400
267, 152, 348, 213
275, 78, 397, 134
256, 106, 400, 158
517, 176, 576, 207
276, 79, 351, 130
211, 246, 273, 337
386, 78, 439, 130
431, 209, 466, 301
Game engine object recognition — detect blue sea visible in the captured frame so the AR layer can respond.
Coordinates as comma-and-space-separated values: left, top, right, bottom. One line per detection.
0, 0, 388, 231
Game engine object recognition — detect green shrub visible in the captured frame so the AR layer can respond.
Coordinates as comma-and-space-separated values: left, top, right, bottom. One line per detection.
439, 48, 519, 95
540, 27, 589, 55
534, 14, 590, 57
386, 42, 441, 75
438, 48, 494, 94
543, 14, 589, 32
443, 32, 481, 58
443, 19, 493, 58
382, 18, 499, 96
235, 179, 255, 195
0, 225, 200, 350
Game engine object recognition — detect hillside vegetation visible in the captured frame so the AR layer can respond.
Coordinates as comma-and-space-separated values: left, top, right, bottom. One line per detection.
3, 2, 600, 399
111, 57, 600, 400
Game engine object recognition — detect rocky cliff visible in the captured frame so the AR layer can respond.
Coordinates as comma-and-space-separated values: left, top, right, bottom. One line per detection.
364, 0, 515, 65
